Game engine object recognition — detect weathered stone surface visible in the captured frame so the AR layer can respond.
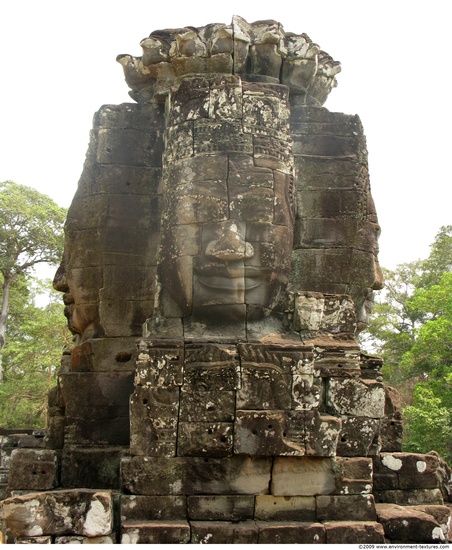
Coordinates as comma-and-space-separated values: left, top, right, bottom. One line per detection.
135, 339, 184, 388
130, 386, 179, 457
7, 450, 57, 492
234, 410, 305, 456
305, 412, 341, 457
271, 457, 372, 496
316, 494, 377, 521
187, 496, 254, 521
379, 418, 403, 452
323, 521, 385, 544
59, 371, 133, 421
2, 490, 112, 538
254, 495, 316, 521
271, 457, 335, 496
256, 521, 325, 544
54, 535, 115, 544
376, 503, 448, 542
179, 390, 235, 422
121, 495, 186, 521
70, 338, 138, 372
190, 520, 259, 544
121, 521, 190, 544
121, 456, 271, 495
237, 365, 292, 410
336, 416, 380, 457
327, 378, 386, 418
61, 447, 128, 490
411, 505, 451, 542
178, 422, 233, 457
375, 488, 444, 505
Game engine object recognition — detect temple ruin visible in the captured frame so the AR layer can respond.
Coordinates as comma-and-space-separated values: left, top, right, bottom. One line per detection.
1, 16, 451, 544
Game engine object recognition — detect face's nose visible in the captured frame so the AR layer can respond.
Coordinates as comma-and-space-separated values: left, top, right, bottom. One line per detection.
53, 263, 69, 292
205, 220, 254, 261
372, 258, 384, 290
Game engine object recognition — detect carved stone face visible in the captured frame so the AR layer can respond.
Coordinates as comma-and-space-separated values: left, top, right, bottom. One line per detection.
159, 161, 295, 321
53, 247, 104, 343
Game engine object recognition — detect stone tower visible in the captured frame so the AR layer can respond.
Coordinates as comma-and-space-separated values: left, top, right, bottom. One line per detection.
1, 16, 450, 544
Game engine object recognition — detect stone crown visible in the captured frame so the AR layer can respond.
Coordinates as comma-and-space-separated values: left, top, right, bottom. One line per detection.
117, 15, 341, 105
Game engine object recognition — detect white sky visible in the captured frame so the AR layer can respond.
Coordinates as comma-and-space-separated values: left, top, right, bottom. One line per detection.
1, 0, 450, 271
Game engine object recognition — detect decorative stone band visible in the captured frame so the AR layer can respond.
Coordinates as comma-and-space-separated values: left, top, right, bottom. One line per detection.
117, 16, 341, 105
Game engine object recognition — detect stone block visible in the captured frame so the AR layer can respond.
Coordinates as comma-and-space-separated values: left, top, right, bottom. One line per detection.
327, 378, 386, 418
323, 521, 385, 544
15, 535, 52, 544
179, 390, 235, 422
135, 339, 184, 387
336, 416, 380, 457
70, 338, 138, 372
7, 449, 57, 492
379, 452, 439, 478
183, 364, 240, 392
61, 447, 128, 490
121, 456, 272, 496
54, 535, 115, 544
64, 416, 130, 447
187, 495, 254, 521
96, 128, 163, 166
254, 495, 316, 521
316, 494, 377, 521
337, 456, 373, 494
121, 521, 190, 544
234, 410, 306, 456
373, 473, 398, 492
256, 521, 325, 544
190, 520, 259, 544
376, 503, 447, 542
2, 490, 112, 538
271, 457, 336, 496
177, 422, 233, 457
375, 489, 443, 505
237, 365, 292, 410
411, 505, 451, 542
271, 456, 372, 497
121, 495, 186, 521
380, 419, 403, 452
304, 412, 341, 457
59, 371, 134, 420
130, 386, 179, 457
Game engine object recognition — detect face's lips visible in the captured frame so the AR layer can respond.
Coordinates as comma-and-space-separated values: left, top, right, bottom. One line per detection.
195, 265, 272, 292
63, 292, 74, 305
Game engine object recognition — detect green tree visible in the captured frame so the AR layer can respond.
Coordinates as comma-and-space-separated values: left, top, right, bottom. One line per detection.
0, 279, 70, 428
360, 262, 424, 387
417, 225, 452, 289
0, 180, 66, 381
403, 382, 452, 463
401, 271, 452, 376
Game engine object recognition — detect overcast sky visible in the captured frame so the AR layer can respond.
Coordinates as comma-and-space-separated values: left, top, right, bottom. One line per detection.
1, 0, 450, 271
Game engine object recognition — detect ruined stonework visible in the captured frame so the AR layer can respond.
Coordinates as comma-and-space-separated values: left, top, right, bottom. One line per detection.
1, 17, 451, 544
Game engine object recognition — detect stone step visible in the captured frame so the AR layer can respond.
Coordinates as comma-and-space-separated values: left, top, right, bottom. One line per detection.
120, 519, 387, 544
375, 503, 450, 543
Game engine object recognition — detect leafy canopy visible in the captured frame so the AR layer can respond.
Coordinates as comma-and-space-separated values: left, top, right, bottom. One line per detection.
0, 180, 66, 281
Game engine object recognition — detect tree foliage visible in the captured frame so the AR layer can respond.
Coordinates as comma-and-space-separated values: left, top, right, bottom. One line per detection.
0, 279, 70, 428
0, 180, 66, 381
